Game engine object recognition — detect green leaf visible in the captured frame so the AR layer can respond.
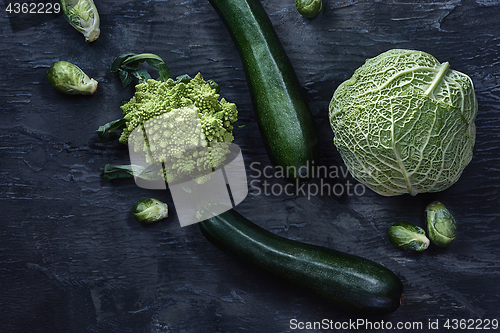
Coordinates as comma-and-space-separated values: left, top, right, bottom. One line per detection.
207, 79, 221, 93
173, 74, 192, 84
101, 164, 134, 181
94, 118, 126, 142
110, 53, 172, 87
131, 68, 152, 83
100, 164, 163, 182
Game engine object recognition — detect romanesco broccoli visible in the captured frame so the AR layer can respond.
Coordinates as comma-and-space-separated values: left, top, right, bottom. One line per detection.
121, 73, 238, 184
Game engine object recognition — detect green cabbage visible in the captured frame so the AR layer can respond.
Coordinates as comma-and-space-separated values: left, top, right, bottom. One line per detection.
329, 49, 477, 196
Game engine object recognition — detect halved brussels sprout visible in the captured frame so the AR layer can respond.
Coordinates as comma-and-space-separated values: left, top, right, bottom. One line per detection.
46, 61, 97, 95
388, 221, 430, 252
426, 201, 457, 247
132, 198, 169, 224
61, 0, 100, 42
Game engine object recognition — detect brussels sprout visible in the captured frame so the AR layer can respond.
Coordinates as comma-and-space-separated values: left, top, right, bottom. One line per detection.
295, 0, 323, 18
426, 201, 457, 247
47, 61, 98, 95
132, 198, 169, 224
388, 221, 430, 252
61, 0, 100, 42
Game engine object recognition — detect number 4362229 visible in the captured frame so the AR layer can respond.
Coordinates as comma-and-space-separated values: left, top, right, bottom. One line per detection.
444, 318, 499, 330
5, 2, 61, 14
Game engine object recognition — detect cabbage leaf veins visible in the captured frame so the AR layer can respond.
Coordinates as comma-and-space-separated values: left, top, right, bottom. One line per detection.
329, 49, 477, 196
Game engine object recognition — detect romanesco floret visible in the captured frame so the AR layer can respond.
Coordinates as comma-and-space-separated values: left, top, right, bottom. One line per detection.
120, 73, 238, 184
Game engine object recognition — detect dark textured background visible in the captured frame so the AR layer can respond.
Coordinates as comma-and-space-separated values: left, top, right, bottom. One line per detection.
1, 0, 499, 332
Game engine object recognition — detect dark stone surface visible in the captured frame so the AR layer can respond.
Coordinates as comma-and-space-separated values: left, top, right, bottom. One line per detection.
1, 0, 499, 332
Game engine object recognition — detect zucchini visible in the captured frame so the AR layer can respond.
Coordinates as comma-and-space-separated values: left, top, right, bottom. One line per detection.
199, 208, 404, 315
209, 0, 319, 180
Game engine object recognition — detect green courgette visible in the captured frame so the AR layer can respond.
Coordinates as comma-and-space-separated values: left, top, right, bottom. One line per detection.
209, 0, 319, 180
199, 208, 404, 314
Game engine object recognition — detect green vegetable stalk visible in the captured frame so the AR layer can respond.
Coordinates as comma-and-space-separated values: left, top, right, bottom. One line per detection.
133, 198, 169, 223
61, 0, 100, 42
426, 201, 457, 247
46, 61, 98, 95
295, 0, 322, 18
388, 221, 430, 252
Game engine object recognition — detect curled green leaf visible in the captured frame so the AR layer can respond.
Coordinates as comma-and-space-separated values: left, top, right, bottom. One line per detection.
46, 60, 97, 95
111, 53, 172, 87
61, 0, 100, 42
94, 118, 126, 142
426, 201, 457, 247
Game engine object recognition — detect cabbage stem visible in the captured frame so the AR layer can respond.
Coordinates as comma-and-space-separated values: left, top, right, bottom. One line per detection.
425, 62, 449, 97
